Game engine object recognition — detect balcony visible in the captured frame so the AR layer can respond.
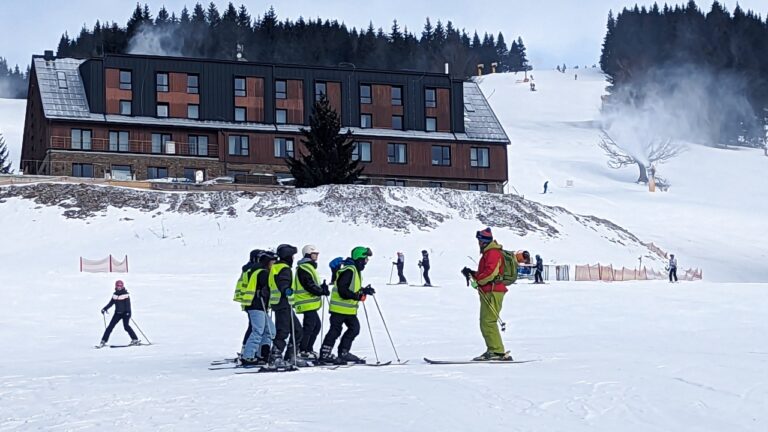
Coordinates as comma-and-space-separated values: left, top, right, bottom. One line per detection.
50, 136, 219, 158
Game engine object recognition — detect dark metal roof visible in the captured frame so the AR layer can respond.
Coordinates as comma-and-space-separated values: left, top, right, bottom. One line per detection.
463, 82, 510, 143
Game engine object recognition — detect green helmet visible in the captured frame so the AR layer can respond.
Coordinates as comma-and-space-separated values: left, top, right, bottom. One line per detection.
351, 246, 373, 260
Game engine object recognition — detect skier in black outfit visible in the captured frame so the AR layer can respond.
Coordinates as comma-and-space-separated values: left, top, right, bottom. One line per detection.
239, 249, 263, 351
393, 252, 407, 284
98, 280, 139, 347
269, 244, 304, 367
668, 254, 678, 282
418, 250, 432, 286
534, 254, 544, 284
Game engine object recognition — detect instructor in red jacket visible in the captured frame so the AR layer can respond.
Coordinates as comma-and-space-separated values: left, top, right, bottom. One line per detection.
468, 227, 511, 361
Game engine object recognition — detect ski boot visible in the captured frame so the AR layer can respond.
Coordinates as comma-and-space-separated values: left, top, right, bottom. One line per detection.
239, 357, 261, 366
337, 349, 366, 365
129, 339, 141, 346
299, 351, 319, 361
95, 340, 107, 349
284, 350, 310, 367
317, 345, 337, 365
473, 351, 513, 361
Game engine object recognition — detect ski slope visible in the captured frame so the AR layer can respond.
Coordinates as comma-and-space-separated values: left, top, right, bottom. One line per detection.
478, 69, 768, 282
1, 71, 767, 430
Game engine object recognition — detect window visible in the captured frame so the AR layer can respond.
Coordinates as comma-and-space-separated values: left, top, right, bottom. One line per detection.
187, 74, 199, 94
188, 135, 208, 156
428, 182, 443, 188
119, 100, 131, 115
360, 84, 372, 104
385, 179, 406, 187
56, 71, 67, 89
469, 184, 489, 192
151, 133, 172, 154
352, 141, 372, 162
431, 145, 451, 166
387, 143, 407, 164
315, 82, 327, 101
72, 163, 94, 178
111, 165, 132, 181
392, 115, 403, 130
360, 114, 372, 129
426, 117, 437, 132
275, 80, 287, 99
70, 129, 92, 150
228, 135, 249, 156
147, 166, 168, 180
275, 109, 287, 124
274, 138, 294, 158
425, 88, 437, 108
391, 86, 402, 105
184, 168, 205, 182
156, 72, 169, 92
109, 131, 129, 152
234, 77, 246, 97
187, 104, 199, 119
470, 147, 490, 168
156, 103, 169, 118
119, 70, 132, 90
234, 107, 246, 122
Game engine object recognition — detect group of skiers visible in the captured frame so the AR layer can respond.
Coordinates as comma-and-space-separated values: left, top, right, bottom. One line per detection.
233, 244, 375, 367
392, 250, 432, 286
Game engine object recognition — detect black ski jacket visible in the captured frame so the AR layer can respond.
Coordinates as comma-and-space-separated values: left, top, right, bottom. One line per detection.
103, 289, 132, 315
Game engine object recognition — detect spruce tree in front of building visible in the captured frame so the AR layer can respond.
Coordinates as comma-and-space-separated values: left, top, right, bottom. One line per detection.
287, 95, 362, 187
0, 132, 13, 174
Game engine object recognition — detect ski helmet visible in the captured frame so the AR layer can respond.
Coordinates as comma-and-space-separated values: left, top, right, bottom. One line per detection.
249, 249, 264, 263
351, 246, 373, 261
302, 245, 319, 256
115, 280, 125, 289
258, 250, 278, 263
276, 244, 298, 260
421, 250, 428, 255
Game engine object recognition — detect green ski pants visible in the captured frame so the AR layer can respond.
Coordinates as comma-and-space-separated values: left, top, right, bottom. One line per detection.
479, 291, 505, 353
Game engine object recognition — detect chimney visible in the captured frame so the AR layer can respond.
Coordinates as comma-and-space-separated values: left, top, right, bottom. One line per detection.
43, 50, 55, 61
444, 62, 450, 75
476, 64, 484, 76
491, 62, 498, 74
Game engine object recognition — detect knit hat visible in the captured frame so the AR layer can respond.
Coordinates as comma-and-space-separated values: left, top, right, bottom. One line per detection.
476, 227, 493, 243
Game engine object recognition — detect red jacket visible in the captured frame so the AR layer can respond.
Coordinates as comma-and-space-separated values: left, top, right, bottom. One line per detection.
474, 241, 507, 293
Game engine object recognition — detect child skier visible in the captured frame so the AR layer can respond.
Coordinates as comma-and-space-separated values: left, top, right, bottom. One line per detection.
393, 252, 407, 284
240, 251, 278, 365
97, 280, 139, 347
418, 250, 432, 286
293, 245, 330, 360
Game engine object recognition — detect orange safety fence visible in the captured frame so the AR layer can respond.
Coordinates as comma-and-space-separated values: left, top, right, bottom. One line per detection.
573, 264, 702, 282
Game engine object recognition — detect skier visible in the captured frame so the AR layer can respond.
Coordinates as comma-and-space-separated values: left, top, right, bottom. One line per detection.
268, 244, 304, 367
543, 181, 549, 194
319, 246, 376, 365
293, 245, 330, 360
668, 254, 678, 283
240, 251, 278, 365
418, 250, 432, 286
235, 249, 263, 355
97, 280, 139, 347
393, 252, 407, 284
534, 254, 544, 284
464, 228, 512, 361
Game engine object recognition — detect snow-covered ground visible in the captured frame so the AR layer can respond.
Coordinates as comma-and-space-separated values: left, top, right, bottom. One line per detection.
1, 71, 767, 430
479, 69, 768, 282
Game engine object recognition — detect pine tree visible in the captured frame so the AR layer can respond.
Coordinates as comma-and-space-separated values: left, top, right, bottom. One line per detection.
0, 132, 12, 174
287, 95, 362, 187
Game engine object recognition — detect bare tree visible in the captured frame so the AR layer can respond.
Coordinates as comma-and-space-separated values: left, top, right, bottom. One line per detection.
598, 131, 683, 183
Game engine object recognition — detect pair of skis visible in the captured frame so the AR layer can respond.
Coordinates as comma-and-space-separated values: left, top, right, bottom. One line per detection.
94, 342, 151, 349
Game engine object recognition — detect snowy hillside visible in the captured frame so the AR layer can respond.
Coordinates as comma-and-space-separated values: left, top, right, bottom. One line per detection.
478, 69, 768, 282
0, 98, 25, 172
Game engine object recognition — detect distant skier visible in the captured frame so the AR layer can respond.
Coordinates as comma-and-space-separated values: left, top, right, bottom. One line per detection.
461, 228, 512, 361
97, 280, 139, 347
240, 251, 278, 365
393, 252, 407, 284
668, 254, 678, 283
418, 250, 432, 286
268, 244, 303, 367
534, 254, 544, 284
319, 247, 375, 365
293, 245, 330, 360
542, 181, 549, 194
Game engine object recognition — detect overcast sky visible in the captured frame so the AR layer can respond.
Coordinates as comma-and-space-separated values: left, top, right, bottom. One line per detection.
1, 1, 765, 70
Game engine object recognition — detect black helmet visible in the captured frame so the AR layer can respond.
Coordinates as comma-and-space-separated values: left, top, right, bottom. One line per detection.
276, 244, 298, 260
421, 250, 428, 255
258, 250, 278, 263
250, 249, 264, 263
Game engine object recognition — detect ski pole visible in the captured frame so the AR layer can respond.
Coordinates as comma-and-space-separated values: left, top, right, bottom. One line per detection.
361, 302, 380, 364
372, 295, 401, 363
130, 318, 152, 344
476, 289, 506, 332
320, 296, 326, 346
102, 311, 107, 329
289, 309, 298, 367
389, 263, 394, 285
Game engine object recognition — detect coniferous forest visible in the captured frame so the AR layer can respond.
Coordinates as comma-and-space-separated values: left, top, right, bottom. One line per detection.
600, 1, 768, 147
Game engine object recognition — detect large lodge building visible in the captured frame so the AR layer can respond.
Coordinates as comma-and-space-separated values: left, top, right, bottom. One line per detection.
21, 52, 510, 192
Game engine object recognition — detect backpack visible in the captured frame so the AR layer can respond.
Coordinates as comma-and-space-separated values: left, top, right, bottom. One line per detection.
329, 257, 344, 284
499, 250, 518, 285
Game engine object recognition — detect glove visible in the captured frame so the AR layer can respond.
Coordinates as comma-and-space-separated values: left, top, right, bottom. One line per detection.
461, 267, 476, 278
101, 308, 107, 314
392, 262, 397, 265
418, 261, 422, 268
361, 286, 376, 296
321, 281, 330, 296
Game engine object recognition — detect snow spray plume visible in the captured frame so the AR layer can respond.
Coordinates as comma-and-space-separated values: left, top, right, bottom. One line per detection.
602, 64, 761, 158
